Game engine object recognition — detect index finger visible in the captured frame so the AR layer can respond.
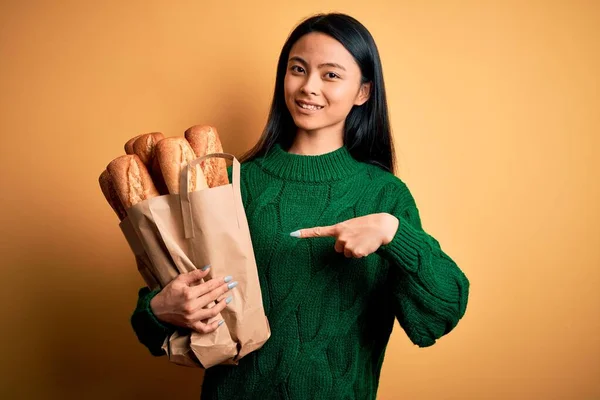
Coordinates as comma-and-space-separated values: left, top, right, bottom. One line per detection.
189, 275, 231, 298
291, 225, 338, 239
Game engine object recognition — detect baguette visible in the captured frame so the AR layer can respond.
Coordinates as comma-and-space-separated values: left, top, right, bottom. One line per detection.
106, 154, 160, 208
151, 156, 170, 196
124, 134, 142, 154
131, 132, 169, 194
98, 169, 127, 220
102, 161, 159, 289
132, 132, 165, 166
155, 137, 208, 194
184, 125, 229, 188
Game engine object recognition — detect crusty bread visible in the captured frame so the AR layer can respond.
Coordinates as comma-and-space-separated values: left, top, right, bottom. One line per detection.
155, 137, 209, 194
129, 132, 169, 194
106, 155, 160, 208
98, 169, 127, 220
150, 155, 170, 195
124, 134, 142, 154
184, 125, 229, 188
132, 132, 165, 166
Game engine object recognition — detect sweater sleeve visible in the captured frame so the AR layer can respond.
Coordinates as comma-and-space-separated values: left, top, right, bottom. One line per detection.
130, 287, 177, 357
376, 181, 469, 347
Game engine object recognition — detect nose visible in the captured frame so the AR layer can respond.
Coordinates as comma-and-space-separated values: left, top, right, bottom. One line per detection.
300, 72, 321, 96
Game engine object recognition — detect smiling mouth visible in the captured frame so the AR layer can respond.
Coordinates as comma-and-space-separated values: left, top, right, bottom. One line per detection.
296, 101, 324, 111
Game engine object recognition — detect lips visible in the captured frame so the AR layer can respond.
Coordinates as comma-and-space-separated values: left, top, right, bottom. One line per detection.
295, 100, 324, 111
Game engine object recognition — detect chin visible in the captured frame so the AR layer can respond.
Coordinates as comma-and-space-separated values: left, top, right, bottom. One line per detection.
292, 121, 325, 133
290, 112, 327, 131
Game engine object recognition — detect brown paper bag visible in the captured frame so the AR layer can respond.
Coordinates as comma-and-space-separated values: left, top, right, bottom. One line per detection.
119, 218, 161, 291
120, 153, 271, 368
161, 330, 203, 368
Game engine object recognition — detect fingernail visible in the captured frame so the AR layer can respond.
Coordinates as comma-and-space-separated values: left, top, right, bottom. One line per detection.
228, 281, 238, 290
290, 230, 301, 238
224, 276, 233, 283
218, 320, 225, 327
225, 296, 233, 304
201, 264, 211, 271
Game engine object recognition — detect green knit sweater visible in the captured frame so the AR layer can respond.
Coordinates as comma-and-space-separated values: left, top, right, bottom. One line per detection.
131, 143, 469, 399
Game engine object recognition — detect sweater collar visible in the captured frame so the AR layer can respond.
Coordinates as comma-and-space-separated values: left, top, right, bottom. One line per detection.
258, 143, 364, 183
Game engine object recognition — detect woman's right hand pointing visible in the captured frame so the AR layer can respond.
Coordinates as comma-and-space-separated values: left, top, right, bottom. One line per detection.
149, 266, 237, 334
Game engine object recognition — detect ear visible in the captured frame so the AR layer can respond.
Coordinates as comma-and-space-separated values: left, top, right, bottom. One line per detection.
354, 82, 371, 106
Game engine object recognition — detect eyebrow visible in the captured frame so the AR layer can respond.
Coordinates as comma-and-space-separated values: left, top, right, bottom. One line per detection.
288, 56, 346, 71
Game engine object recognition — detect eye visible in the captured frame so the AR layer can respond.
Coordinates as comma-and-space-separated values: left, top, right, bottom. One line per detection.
325, 72, 340, 80
290, 65, 305, 74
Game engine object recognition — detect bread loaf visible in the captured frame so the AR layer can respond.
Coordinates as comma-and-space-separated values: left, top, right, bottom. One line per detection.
124, 135, 142, 154
129, 132, 169, 194
106, 154, 160, 208
150, 156, 170, 195
132, 132, 165, 166
98, 169, 127, 220
155, 137, 209, 194
184, 125, 229, 188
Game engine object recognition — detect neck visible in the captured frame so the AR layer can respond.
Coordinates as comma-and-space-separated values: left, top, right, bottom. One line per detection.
258, 141, 364, 183
287, 126, 344, 155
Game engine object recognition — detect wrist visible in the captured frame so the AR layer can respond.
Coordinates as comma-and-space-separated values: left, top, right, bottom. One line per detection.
380, 213, 399, 246
149, 291, 163, 319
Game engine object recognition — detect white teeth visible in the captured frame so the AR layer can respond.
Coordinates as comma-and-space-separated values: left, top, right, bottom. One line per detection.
299, 103, 323, 110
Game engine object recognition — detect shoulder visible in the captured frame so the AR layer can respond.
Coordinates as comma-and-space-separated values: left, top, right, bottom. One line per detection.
226, 159, 256, 183
357, 163, 417, 211
361, 163, 412, 196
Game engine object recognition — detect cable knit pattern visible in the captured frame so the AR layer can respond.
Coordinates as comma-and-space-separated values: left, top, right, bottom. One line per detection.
130, 143, 469, 399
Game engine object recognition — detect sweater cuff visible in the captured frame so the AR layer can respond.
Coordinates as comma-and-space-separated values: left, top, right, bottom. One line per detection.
131, 288, 177, 356
378, 217, 422, 273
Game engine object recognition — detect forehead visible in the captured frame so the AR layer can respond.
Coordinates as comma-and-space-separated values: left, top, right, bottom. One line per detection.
289, 32, 357, 68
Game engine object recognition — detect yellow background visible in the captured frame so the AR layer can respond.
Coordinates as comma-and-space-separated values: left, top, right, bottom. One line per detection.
1, 1, 598, 399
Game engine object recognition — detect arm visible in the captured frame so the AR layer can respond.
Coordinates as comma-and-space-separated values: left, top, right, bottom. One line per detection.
377, 181, 469, 347
130, 269, 235, 358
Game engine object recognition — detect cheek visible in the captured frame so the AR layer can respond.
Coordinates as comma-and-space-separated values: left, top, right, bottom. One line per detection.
284, 74, 301, 96
283, 75, 295, 109
325, 85, 358, 112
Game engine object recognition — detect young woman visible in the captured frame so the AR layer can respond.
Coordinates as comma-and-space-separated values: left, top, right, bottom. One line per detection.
131, 12, 469, 400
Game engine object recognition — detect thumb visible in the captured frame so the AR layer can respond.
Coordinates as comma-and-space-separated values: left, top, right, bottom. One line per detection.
180, 264, 211, 285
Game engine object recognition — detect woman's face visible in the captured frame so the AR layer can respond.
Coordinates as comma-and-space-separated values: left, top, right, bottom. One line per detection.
284, 32, 370, 137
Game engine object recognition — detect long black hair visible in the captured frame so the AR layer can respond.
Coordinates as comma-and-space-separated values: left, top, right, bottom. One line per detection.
240, 12, 396, 174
